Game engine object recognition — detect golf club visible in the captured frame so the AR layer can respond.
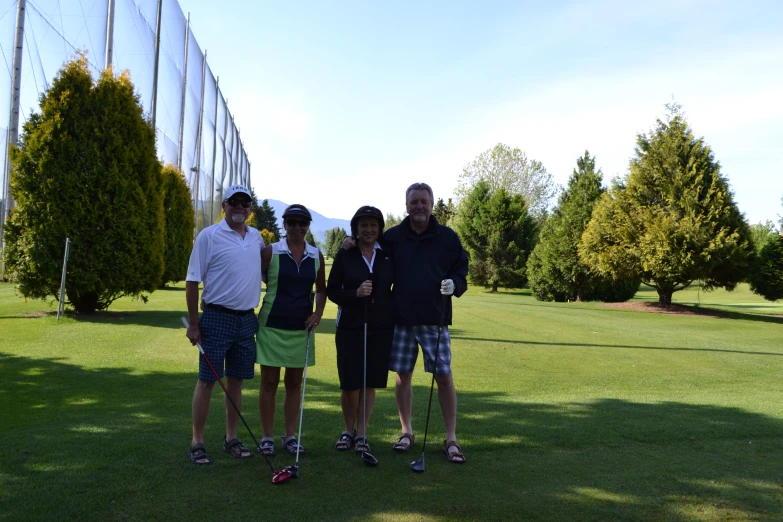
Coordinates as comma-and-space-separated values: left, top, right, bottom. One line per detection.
410, 294, 448, 473
180, 317, 292, 484
281, 328, 312, 479
360, 300, 378, 467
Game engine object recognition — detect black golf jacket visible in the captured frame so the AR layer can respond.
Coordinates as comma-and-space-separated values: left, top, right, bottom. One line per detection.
382, 216, 468, 326
326, 245, 395, 331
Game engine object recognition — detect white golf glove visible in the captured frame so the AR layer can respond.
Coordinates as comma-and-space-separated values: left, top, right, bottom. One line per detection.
440, 279, 455, 296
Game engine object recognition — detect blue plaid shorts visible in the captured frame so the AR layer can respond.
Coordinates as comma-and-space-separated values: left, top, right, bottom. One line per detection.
198, 308, 257, 382
389, 325, 452, 375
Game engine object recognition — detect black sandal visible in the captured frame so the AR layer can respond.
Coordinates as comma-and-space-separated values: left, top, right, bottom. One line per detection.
354, 436, 371, 453
258, 437, 276, 457
335, 431, 354, 451
392, 433, 415, 452
223, 438, 253, 459
282, 435, 306, 456
443, 440, 466, 464
189, 443, 211, 465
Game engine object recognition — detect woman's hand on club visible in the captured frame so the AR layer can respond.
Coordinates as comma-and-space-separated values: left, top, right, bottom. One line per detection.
305, 312, 322, 332
356, 280, 373, 298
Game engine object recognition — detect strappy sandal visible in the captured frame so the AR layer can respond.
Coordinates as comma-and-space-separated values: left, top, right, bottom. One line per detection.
282, 435, 306, 456
443, 440, 466, 464
354, 436, 371, 453
188, 443, 211, 465
258, 437, 276, 457
392, 432, 415, 452
223, 438, 253, 459
335, 431, 355, 451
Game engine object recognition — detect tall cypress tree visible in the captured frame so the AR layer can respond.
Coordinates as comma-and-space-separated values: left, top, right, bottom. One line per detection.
161, 165, 195, 286
579, 104, 753, 305
4, 55, 164, 312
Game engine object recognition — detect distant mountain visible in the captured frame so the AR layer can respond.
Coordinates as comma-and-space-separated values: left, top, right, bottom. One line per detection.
265, 199, 350, 243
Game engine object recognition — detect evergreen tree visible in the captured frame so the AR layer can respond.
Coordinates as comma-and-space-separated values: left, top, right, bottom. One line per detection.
259, 228, 276, 246
748, 194, 783, 301
527, 151, 639, 302
579, 104, 753, 305
433, 198, 456, 226
305, 229, 319, 249
747, 234, 783, 302
323, 227, 348, 259
385, 212, 404, 229
3, 55, 164, 313
255, 199, 280, 241
161, 165, 195, 287
454, 181, 535, 292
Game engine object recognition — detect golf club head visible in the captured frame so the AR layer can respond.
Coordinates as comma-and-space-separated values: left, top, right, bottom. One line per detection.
410, 456, 425, 473
281, 464, 299, 479
361, 451, 378, 467
271, 469, 293, 484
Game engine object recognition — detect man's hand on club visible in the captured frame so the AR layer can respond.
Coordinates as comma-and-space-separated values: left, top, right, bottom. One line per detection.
440, 279, 455, 296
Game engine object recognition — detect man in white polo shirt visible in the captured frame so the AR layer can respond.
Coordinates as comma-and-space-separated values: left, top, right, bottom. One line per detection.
184, 184, 264, 465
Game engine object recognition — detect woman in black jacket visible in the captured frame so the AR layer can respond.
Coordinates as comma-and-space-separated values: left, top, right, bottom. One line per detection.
326, 206, 394, 454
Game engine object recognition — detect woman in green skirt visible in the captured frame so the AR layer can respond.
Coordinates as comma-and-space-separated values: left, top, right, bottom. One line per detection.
256, 204, 326, 456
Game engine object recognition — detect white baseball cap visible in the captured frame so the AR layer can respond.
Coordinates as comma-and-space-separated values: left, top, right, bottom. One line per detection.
223, 184, 251, 201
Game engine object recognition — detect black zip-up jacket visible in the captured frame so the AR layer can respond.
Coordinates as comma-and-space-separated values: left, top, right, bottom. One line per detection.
382, 216, 468, 326
326, 245, 395, 330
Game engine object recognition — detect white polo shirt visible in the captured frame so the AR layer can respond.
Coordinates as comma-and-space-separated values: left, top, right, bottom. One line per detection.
186, 220, 264, 311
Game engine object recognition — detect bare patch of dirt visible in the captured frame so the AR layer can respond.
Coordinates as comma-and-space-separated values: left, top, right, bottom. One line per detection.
22, 311, 57, 318
603, 302, 707, 316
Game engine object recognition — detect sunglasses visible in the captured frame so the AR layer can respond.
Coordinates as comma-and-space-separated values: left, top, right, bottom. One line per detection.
226, 198, 252, 208
286, 219, 310, 227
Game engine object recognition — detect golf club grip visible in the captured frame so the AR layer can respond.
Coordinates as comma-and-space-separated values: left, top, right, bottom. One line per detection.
181, 316, 206, 354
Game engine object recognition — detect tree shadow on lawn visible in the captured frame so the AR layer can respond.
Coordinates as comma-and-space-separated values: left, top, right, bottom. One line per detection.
1, 352, 781, 521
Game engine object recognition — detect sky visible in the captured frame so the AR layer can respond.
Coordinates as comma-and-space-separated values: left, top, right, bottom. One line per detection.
181, 0, 782, 223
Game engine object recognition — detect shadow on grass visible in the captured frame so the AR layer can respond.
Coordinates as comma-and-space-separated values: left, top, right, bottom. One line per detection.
451, 335, 783, 357
1, 352, 781, 521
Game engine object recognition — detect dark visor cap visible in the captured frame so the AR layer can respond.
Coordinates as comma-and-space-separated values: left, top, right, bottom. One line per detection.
351, 205, 385, 236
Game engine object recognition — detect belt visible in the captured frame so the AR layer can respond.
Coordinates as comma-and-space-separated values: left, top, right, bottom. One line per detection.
204, 303, 255, 316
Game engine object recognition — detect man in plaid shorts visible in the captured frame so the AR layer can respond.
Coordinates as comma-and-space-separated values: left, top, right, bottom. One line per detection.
184, 184, 264, 465
382, 182, 469, 464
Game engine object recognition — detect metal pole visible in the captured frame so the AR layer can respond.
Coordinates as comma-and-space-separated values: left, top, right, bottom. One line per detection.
219, 101, 228, 203
150, 0, 163, 131
57, 238, 71, 320
209, 76, 219, 224
1, 0, 27, 279
193, 50, 207, 233
177, 13, 190, 172
104, 0, 116, 69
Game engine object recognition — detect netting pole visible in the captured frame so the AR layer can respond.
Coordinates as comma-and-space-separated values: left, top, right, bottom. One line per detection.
247, 161, 251, 189
219, 102, 228, 203
192, 50, 207, 234
150, 0, 163, 132
1, 0, 26, 280
177, 13, 190, 172
104, 0, 116, 69
209, 76, 219, 225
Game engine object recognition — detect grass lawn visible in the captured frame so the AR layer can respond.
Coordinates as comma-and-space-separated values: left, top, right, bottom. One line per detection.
1, 280, 782, 521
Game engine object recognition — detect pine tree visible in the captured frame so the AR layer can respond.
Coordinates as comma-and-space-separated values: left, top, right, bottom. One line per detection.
433, 198, 456, 226
527, 151, 638, 302
579, 104, 753, 305
255, 199, 280, 241
455, 181, 535, 292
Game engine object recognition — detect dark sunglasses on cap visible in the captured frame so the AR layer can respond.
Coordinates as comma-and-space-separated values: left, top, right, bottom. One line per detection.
226, 198, 252, 208
286, 219, 310, 227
